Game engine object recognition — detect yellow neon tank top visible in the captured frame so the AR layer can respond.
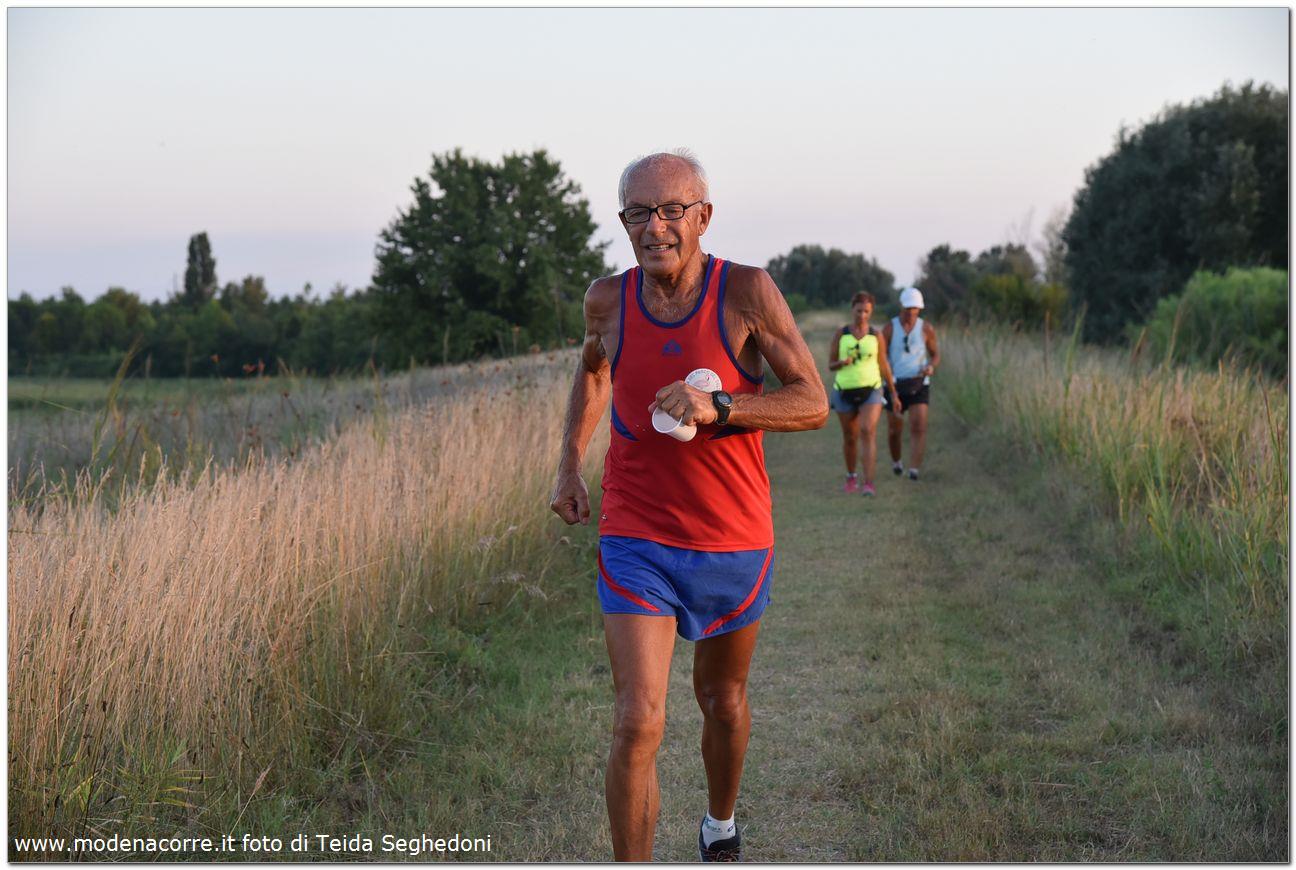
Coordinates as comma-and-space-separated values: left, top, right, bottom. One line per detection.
833, 328, 882, 390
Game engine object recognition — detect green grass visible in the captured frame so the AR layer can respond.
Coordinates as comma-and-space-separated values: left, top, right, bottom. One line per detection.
937, 319, 1287, 672
204, 528, 613, 862
8, 375, 270, 412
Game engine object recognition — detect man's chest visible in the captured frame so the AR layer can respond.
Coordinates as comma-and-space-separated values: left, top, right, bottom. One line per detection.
599, 305, 753, 365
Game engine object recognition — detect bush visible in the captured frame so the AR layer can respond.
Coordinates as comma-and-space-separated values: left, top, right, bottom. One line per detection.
766, 244, 896, 310
968, 274, 1069, 328
1137, 267, 1287, 376
1064, 82, 1287, 339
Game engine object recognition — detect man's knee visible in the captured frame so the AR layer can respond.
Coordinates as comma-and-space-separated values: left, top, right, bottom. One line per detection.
695, 683, 748, 729
611, 697, 666, 758
911, 416, 928, 437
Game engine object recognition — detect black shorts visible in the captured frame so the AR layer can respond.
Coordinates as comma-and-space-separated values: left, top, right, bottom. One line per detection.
886, 378, 930, 411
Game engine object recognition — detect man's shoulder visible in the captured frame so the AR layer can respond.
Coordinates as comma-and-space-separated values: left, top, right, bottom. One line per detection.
584, 273, 623, 315
718, 261, 779, 306
720, 260, 769, 286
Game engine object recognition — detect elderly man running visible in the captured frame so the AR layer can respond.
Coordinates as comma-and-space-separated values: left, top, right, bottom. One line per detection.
550, 150, 827, 862
883, 286, 941, 481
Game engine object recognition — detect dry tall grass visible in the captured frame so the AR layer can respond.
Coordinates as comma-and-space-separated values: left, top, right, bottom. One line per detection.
941, 320, 1288, 666
9, 355, 573, 491
8, 351, 607, 845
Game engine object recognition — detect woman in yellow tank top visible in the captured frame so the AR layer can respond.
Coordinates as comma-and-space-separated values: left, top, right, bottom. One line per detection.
827, 291, 901, 496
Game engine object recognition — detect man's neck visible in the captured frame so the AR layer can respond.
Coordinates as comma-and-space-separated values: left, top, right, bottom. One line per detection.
900, 314, 919, 331
641, 251, 708, 300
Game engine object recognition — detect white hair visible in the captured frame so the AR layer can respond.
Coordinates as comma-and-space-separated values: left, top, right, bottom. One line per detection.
618, 148, 709, 207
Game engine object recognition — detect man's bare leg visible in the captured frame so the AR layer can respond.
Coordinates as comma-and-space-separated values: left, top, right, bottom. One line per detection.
693, 621, 761, 820
909, 404, 929, 470
604, 614, 678, 861
887, 408, 904, 464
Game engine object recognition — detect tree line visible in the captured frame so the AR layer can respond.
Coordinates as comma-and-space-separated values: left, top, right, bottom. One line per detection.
909, 81, 1286, 375
9, 82, 1286, 379
10, 150, 609, 378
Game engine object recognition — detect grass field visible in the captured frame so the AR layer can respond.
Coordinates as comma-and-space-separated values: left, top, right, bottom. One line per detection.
936, 315, 1287, 672
7, 354, 611, 860
7, 315, 1287, 860
8, 352, 577, 495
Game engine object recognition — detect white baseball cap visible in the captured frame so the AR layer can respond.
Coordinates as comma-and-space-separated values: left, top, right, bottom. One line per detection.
899, 286, 925, 309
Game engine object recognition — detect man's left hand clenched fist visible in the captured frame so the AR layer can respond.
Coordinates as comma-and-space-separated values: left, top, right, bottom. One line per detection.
648, 381, 718, 426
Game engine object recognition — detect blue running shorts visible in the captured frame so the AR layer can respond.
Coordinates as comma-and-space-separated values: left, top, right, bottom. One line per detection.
830, 385, 884, 413
596, 535, 775, 641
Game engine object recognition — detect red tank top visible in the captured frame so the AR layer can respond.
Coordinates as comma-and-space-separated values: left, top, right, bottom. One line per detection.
599, 255, 773, 551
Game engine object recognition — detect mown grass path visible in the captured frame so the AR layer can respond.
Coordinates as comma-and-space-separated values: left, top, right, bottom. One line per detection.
636, 405, 1283, 861
316, 347, 1283, 862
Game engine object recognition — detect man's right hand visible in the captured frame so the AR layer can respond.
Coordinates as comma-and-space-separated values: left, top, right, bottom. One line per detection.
550, 470, 591, 525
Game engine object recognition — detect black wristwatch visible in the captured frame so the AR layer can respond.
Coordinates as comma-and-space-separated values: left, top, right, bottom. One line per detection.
711, 390, 733, 426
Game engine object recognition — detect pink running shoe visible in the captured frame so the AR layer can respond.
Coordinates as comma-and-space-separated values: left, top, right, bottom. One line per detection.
843, 476, 860, 494
861, 482, 877, 497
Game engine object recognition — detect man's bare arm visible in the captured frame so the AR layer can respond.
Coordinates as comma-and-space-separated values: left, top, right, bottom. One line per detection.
727, 268, 829, 432
550, 279, 615, 525
923, 322, 941, 375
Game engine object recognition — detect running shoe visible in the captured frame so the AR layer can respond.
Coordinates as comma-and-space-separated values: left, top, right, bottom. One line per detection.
861, 482, 876, 497
699, 818, 741, 862
892, 461, 904, 476
842, 476, 860, 494
907, 468, 920, 481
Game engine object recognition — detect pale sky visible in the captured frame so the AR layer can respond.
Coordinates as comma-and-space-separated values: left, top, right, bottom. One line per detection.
7, 7, 1289, 301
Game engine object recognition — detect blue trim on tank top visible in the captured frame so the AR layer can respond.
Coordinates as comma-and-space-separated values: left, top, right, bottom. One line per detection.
610, 269, 630, 378
717, 260, 765, 385
610, 403, 637, 440
708, 425, 757, 440
635, 255, 713, 328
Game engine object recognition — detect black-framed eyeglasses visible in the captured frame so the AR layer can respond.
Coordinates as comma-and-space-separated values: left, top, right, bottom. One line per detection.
619, 201, 705, 224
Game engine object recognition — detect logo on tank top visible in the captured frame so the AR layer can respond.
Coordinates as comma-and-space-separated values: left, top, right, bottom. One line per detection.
662, 340, 683, 356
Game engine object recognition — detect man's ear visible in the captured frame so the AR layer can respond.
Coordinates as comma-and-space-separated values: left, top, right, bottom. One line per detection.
697, 202, 714, 237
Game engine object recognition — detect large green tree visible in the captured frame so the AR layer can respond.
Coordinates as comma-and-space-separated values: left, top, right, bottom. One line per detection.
1063, 81, 1287, 338
765, 244, 895, 311
914, 244, 978, 315
372, 149, 610, 365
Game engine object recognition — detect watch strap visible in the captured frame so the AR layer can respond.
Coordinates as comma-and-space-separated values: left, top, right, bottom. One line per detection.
712, 390, 733, 426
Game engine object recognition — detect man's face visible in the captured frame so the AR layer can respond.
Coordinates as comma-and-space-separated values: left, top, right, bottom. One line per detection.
901, 306, 921, 321
619, 160, 712, 278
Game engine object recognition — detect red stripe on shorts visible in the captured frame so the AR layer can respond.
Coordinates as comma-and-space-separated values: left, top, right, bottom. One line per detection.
598, 552, 661, 613
701, 547, 773, 636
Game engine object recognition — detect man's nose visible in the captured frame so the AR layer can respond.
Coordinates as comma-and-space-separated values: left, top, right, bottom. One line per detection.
644, 209, 669, 233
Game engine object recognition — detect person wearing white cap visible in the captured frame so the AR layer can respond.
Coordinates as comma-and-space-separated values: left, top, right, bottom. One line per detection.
882, 286, 941, 480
